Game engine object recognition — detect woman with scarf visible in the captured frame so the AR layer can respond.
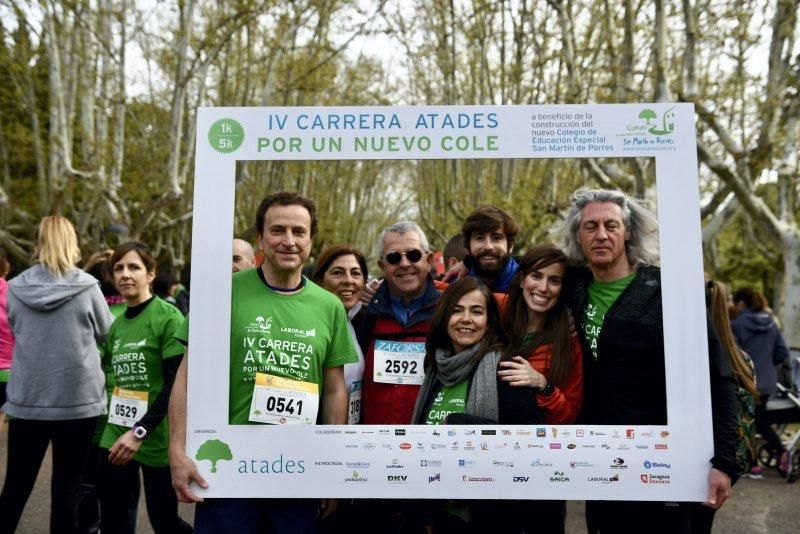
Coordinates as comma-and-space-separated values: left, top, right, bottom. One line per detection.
411, 277, 542, 531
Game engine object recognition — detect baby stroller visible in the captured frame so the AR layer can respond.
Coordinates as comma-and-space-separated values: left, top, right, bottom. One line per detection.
757, 352, 800, 483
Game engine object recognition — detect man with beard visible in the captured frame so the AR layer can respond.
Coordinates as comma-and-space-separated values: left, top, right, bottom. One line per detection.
460, 205, 520, 293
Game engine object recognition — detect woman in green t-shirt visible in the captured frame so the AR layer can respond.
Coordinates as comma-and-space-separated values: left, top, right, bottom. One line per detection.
410, 277, 543, 531
97, 242, 192, 533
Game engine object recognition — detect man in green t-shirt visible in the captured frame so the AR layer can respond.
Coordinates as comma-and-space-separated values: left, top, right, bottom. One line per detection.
169, 191, 357, 532
557, 187, 738, 532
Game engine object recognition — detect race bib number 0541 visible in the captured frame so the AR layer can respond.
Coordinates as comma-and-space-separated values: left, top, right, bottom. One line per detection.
249, 373, 320, 425
373, 340, 425, 385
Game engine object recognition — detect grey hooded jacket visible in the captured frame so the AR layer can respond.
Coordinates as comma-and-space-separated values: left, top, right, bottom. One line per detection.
4, 264, 113, 420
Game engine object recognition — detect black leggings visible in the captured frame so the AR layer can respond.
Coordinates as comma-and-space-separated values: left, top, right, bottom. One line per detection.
0, 417, 98, 534
755, 394, 785, 455
97, 452, 192, 534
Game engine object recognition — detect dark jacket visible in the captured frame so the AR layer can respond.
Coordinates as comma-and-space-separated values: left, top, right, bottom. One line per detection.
731, 308, 789, 396
567, 264, 739, 479
353, 277, 440, 424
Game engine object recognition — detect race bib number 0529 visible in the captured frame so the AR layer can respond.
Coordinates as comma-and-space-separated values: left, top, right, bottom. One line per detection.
108, 387, 148, 428
373, 340, 425, 385
249, 373, 320, 425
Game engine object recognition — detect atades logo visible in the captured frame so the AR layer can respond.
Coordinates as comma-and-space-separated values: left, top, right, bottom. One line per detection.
641, 473, 671, 485
195, 439, 233, 473
550, 471, 570, 483
237, 454, 305, 474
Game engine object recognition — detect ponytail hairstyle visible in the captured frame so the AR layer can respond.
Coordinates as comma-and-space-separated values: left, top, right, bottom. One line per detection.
503, 244, 572, 386
707, 280, 759, 399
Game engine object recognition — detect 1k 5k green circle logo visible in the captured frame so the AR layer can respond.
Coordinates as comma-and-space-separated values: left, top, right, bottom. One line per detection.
208, 118, 244, 153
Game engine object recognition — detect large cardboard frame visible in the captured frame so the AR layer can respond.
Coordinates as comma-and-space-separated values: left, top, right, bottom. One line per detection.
187, 104, 710, 500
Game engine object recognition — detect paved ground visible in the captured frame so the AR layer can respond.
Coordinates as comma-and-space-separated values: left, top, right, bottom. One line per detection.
1, 426, 798, 533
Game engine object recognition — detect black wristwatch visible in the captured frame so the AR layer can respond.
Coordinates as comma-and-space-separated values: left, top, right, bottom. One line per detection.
133, 424, 148, 441
539, 381, 556, 397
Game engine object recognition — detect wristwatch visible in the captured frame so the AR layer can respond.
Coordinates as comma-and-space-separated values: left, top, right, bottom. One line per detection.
539, 381, 556, 397
133, 424, 148, 440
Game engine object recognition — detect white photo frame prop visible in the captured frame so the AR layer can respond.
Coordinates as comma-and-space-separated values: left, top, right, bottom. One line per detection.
187, 104, 710, 500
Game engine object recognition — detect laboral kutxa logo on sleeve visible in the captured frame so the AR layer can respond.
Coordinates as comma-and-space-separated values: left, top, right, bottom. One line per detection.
208, 118, 244, 154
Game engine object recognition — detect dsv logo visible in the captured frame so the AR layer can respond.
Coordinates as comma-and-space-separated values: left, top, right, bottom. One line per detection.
512, 476, 530, 482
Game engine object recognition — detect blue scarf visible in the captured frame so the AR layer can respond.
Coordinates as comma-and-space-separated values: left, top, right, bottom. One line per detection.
468, 255, 519, 293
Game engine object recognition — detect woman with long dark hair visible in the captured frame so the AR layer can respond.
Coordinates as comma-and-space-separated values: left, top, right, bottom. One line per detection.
411, 277, 542, 531
691, 280, 759, 532
498, 244, 583, 424
0, 216, 112, 533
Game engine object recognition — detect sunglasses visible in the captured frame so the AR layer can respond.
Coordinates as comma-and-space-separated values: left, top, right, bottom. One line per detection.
384, 249, 424, 265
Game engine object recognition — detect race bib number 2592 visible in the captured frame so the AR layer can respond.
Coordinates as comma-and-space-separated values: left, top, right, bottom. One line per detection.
373, 340, 425, 385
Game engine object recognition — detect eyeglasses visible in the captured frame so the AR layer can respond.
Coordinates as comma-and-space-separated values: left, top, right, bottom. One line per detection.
384, 249, 424, 265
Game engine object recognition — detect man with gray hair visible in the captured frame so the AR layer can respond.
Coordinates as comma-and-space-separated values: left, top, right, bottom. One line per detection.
556, 187, 738, 532
353, 221, 441, 425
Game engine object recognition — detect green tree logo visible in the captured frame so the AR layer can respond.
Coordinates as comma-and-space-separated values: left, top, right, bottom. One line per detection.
208, 118, 244, 154
638, 109, 657, 126
638, 107, 676, 136
195, 439, 233, 473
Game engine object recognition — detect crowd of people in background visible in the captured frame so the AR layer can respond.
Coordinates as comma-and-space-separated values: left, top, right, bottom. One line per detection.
0, 186, 794, 534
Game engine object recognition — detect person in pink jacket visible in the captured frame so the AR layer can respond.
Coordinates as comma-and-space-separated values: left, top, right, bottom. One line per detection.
0, 246, 14, 412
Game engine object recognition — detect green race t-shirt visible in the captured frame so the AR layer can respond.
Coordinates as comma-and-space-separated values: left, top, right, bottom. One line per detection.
176, 270, 358, 425
425, 379, 469, 425
100, 297, 185, 466
93, 302, 128, 445
582, 272, 636, 360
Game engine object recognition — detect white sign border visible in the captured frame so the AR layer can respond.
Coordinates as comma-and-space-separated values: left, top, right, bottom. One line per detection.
187, 104, 711, 500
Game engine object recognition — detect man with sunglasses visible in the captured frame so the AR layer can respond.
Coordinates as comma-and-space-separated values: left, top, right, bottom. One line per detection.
353, 221, 440, 426
351, 221, 440, 531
